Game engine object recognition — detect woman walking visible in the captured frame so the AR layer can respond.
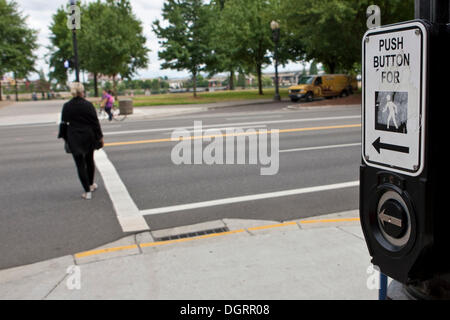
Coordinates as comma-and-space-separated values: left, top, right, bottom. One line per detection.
58, 83, 104, 200
101, 89, 114, 121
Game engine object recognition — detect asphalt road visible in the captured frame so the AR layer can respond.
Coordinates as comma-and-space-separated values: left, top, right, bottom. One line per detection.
0, 101, 361, 269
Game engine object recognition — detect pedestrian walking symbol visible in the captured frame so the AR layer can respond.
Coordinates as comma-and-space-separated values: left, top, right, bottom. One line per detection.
384, 95, 398, 129
375, 91, 408, 134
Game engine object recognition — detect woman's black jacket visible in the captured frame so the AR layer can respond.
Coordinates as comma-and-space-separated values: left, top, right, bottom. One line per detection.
58, 97, 103, 155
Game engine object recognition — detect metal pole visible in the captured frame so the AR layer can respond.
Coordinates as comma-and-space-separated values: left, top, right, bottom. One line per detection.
430, 0, 450, 23
69, 2, 80, 83
387, 0, 450, 300
14, 73, 18, 102
273, 29, 281, 101
72, 29, 80, 83
416, 0, 450, 23
415, 0, 431, 20
274, 44, 280, 101
379, 273, 388, 300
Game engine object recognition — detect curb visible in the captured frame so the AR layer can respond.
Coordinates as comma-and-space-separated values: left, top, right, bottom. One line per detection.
0, 211, 362, 295
285, 103, 361, 110
127, 107, 208, 120
0, 212, 361, 273
206, 99, 286, 110
98, 99, 283, 122
131, 99, 283, 113
0, 102, 15, 110
73, 214, 360, 261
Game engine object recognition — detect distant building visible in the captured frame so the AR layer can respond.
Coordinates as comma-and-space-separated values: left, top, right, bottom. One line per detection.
87, 74, 121, 87
265, 68, 329, 87
168, 78, 189, 89
0, 76, 28, 87
208, 75, 227, 88
265, 71, 304, 86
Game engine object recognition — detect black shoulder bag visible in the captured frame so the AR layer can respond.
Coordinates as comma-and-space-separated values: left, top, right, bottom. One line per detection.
58, 122, 71, 154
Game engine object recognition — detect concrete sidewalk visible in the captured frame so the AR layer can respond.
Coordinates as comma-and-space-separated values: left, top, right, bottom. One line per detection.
0, 210, 378, 300
0, 99, 277, 127
125, 99, 278, 120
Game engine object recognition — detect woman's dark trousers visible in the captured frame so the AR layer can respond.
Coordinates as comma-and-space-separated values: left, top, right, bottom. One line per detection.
72, 150, 95, 192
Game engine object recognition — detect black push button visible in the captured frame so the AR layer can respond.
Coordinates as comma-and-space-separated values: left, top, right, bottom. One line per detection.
378, 199, 408, 239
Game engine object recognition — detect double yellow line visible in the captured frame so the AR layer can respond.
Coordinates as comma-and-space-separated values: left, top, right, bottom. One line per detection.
104, 124, 361, 148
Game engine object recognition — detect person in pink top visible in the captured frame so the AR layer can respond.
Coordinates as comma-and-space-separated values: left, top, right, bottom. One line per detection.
101, 89, 114, 121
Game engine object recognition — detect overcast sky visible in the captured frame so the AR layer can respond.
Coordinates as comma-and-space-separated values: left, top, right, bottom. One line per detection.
15, 0, 304, 81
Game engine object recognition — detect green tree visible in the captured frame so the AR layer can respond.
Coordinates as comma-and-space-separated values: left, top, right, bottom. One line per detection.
216, 0, 275, 95
301, 62, 307, 76
0, 0, 38, 101
47, 6, 72, 87
48, 0, 149, 98
48, 3, 103, 95
86, 0, 149, 98
160, 79, 170, 89
262, 76, 273, 87
237, 72, 247, 88
283, 0, 414, 74
142, 79, 152, 90
185, 74, 209, 89
309, 60, 318, 75
268, 0, 306, 66
151, 79, 160, 93
77, 1, 107, 97
206, 0, 241, 90
103, 81, 112, 91
35, 69, 50, 97
153, 0, 213, 97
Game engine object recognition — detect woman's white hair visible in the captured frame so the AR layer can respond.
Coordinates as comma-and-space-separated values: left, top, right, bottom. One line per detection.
70, 82, 84, 97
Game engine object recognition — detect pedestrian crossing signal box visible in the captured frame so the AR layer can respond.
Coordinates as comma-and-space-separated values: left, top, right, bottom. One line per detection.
360, 19, 450, 284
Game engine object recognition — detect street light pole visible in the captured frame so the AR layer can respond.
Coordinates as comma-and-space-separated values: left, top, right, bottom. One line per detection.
271, 21, 281, 102
72, 30, 80, 83
69, 0, 80, 83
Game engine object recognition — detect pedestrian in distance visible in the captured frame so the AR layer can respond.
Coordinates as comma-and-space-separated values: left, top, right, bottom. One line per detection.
101, 89, 114, 121
58, 82, 104, 200
108, 89, 116, 117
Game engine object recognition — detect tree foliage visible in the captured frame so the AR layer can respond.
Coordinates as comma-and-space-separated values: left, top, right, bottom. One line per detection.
153, 0, 213, 97
35, 69, 50, 94
94, 0, 149, 84
45, 0, 416, 98
282, 0, 414, 73
205, 0, 240, 90
0, 0, 38, 100
48, 7, 72, 86
48, 0, 149, 96
208, 0, 276, 95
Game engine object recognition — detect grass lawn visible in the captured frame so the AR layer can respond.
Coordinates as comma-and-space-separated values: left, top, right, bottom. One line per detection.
131, 88, 289, 107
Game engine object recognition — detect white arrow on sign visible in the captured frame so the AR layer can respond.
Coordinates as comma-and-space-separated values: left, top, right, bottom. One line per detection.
378, 209, 402, 228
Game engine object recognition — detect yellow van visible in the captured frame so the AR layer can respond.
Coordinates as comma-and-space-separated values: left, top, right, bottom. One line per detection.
288, 74, 355, 102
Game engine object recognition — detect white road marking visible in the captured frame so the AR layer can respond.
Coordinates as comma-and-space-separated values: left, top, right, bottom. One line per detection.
103, 115, 361, 136
163, 125, 267, 135
0, 122, 56, 129
94, 149, 149, 232
280, 143, 361, 153
140, 181, 359, 217
226, 115, 283, 120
